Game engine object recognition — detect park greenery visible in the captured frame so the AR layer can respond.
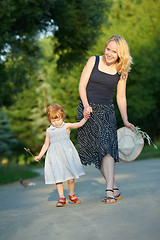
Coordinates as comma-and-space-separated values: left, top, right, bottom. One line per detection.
0, 0, 160, 165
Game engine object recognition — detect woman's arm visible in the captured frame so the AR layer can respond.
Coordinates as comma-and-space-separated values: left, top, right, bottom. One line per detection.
65, 118, 87, 131
79, 56, 95, 118
34, 129, 50, 161
116, 76, 134, 131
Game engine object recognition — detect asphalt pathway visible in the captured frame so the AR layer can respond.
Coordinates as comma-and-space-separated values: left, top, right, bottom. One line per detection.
0, 158, 160, 240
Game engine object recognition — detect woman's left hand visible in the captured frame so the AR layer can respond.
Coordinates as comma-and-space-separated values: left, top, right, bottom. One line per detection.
124, 121, 135, 132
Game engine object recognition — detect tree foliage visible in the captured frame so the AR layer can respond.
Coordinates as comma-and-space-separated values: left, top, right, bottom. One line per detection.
0, 0, 107, 107
0, 108, 19, 161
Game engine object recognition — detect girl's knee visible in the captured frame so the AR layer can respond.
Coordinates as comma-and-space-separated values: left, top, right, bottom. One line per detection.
68, 179, 74, 184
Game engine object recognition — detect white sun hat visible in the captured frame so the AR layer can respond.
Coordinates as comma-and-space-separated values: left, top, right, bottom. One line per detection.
117, 127, 144, 162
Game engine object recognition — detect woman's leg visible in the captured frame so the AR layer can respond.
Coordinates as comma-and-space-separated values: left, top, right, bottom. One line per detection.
101, 154, 116, 202
101, 156, 120, 198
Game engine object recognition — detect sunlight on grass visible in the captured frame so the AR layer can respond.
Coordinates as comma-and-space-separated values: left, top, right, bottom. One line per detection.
0, 164, 40, 185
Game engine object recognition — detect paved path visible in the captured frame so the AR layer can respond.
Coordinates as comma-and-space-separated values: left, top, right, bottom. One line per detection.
0, 158, 160, 240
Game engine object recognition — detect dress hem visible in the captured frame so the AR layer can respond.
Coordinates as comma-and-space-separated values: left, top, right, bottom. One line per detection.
45, 172, 85, 184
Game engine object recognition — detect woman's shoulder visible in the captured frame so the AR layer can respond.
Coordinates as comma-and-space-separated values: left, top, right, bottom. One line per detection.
86, 56, 97, 68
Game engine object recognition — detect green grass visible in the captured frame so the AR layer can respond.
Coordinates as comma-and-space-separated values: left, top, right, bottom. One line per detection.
0, 164, 40, 185
137, 141, 160, 160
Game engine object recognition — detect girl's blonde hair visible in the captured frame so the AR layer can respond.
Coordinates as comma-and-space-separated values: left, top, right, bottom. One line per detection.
103, 34, 133, 79
46, 104, 65, 122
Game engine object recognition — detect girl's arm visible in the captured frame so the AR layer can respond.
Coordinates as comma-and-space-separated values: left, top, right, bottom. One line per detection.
116, 75, 134, 131
79, 56, 95, 118
34, 129, 50, 161
65, 118, 87, 131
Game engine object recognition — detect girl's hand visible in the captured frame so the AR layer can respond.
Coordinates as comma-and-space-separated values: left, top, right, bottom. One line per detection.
124, 121, 135, 132
34, 156, 41, 162
83, 105, 92, 119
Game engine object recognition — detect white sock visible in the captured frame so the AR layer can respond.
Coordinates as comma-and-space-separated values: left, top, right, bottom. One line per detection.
69, 193, 74, 196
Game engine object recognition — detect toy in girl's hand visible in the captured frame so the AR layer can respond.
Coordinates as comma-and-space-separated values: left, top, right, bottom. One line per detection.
24, 147, 44, 168
24, 147, 34, 156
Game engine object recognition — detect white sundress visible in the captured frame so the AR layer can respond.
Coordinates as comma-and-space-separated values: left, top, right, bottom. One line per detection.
44, 122, 85, 184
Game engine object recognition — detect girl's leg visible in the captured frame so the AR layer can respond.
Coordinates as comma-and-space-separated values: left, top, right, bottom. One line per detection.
56, 182, 64, 197
56, 182, 66, 207
101, 154, 116, 202
68, 179, 75, 195
68, 179, 81, 204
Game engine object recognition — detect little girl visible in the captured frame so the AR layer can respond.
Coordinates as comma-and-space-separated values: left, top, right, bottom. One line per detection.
34, 103, 87, 207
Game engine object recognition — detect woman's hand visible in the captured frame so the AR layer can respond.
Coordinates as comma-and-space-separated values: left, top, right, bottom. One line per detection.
124, 120, 135, 132
34, 156, 41, 162
83, 105, 93, 119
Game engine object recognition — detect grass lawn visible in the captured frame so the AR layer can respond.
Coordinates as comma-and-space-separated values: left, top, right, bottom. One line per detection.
137, 142, 160, 160
0, 164, 40, 185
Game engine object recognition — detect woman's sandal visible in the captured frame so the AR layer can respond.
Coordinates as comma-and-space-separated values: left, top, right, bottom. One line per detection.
105, 189, 116, 204
113, 188, 123, 200
102, 188, 122, 202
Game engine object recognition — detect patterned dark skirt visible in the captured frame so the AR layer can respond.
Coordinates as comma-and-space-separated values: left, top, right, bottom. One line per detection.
77, 99, 119, 170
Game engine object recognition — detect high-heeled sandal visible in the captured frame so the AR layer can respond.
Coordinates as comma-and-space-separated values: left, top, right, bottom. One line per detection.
105, 189, 116, 204
113, 188, 123, 200
102, 188, 122, 202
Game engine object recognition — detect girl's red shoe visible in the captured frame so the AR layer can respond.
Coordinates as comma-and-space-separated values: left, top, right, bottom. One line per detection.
56, 197, 66, 207
69, 194, 81, 204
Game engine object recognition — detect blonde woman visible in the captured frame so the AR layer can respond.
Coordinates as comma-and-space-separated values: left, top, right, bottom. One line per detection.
77, 34, 134, 204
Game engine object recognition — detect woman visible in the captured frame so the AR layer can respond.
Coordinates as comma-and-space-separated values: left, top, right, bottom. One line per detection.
77, 34, 134, 204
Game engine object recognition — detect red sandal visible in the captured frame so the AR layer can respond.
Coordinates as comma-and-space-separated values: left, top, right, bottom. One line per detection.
56, 197, 66, 207
69, 194, 81, 204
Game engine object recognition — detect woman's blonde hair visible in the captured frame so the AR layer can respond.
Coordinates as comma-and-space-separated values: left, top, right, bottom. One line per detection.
46, 104, 65, 122
104, 34, 133, 79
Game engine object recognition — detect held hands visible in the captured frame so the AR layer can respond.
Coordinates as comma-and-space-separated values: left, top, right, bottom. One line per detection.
83, 105, 93, 119
124, 120, 135, 132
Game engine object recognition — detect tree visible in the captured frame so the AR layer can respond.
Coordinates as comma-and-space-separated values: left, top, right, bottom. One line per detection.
0, 108, 19, 161
0, 0, 106, 61
0, 0, 108, 107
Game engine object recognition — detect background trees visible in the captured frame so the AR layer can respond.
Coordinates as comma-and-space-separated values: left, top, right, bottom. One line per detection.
0, 0, 160, 163
0, 0, 106, 107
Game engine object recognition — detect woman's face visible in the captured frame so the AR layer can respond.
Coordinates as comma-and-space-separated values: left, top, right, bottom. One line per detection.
104, 41, 118, 65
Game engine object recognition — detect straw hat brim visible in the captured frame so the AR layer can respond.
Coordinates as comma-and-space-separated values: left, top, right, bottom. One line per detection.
117, 127, 144, 162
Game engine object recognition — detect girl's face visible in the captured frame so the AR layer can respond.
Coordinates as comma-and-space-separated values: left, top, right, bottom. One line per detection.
51, 117, 63, 128
104, 41, 118, 65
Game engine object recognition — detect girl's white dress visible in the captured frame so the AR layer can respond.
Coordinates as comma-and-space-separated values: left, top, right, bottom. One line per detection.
44, 122, 85, 184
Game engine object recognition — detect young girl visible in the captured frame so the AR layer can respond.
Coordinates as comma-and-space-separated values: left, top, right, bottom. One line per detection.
34, 104, 87, 207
